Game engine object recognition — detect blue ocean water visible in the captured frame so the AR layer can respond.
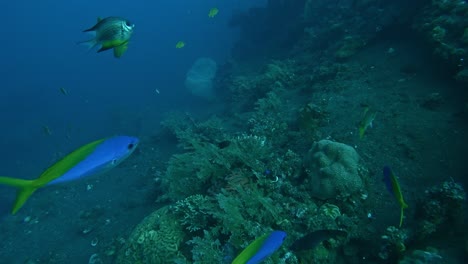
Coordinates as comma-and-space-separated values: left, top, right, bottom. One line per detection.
0, 0, 264, 184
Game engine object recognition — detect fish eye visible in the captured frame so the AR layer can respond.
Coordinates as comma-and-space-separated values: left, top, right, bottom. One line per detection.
126, 21, 132, 27
127, 143, 134, 150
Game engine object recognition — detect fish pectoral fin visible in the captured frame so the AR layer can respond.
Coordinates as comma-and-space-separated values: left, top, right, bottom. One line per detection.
98, 40, 127, 53
113, 43, 129, 58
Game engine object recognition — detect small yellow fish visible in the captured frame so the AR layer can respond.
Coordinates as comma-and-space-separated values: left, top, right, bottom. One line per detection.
175, 41, 185, 49
42, 125, 52, 136
59, 87, 68, 95
208, 7, 219, 18
358, 106, 377, 139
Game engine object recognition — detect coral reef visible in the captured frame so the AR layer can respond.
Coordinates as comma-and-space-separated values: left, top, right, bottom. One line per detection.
113, 3, 468, 261
122, 106, 367, 263
415, 181, 466, 240
247, 91, 290, 146
413, 0, 468, 81
378, 226, 408, 261
172, 195, 215, 232
375, 180, 466, 263
185, 230, 225, 264
116, 206, 186, 264
304, 140, 365, 200
319, 203, 341, 220
335, 36, 367, 59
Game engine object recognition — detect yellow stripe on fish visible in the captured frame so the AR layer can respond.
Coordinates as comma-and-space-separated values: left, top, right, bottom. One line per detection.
0, 136, 139, 214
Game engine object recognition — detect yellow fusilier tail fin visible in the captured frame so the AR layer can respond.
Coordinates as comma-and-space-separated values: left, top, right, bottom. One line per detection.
399, 202, 408, 228
359, 127, 365, 139
0, 176, 37, 214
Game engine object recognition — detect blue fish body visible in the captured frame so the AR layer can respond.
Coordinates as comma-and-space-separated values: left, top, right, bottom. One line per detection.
382, 166, 394, 195
48, 136, 139, 185
0, 135, 139, 214
246, 231, 287, 264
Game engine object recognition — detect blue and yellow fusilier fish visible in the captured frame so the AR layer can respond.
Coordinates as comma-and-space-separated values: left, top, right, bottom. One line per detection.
208, 7, 219, 18
383, 166, 408, 227
0, 136, 139, 214
80, 17, 135, 58
232, 230, 286, 264
358, 106, 377, 139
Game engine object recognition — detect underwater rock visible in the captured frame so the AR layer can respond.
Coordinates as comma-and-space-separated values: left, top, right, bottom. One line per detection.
335, 36, 367, 59
455, 68, 468, 84
420, 93, 444, 110
88, 254, 103, 264
399, 248, 443, 264
298, 102, 328, 137
304, 140, 364, 200
116, 206, 186, 264
379, 226, 408, 260
415, 181, 466, 239
291, 229, 348, 252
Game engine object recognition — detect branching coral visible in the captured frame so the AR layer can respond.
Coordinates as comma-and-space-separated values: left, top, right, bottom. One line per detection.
187, 230, 224, 264
172, 195, 215, 232
248, 91, 290, 146
161, 112, 226, 149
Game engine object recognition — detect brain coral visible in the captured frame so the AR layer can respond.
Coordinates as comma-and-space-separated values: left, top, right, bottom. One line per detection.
305, 139, 363, 200
116, 206, 186, 264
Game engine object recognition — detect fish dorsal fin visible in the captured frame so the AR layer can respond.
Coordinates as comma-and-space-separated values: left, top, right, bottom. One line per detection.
97, 17, 102, 23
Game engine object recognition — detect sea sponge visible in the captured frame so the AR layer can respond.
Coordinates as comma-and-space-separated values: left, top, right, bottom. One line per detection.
305, 140, 363, 200
185, 57, 217, 100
